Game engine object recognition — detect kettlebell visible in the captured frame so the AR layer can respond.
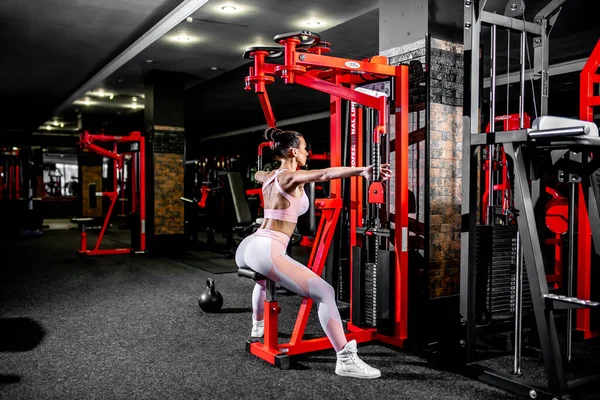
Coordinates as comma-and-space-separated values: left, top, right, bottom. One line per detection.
198, 278, 223, 313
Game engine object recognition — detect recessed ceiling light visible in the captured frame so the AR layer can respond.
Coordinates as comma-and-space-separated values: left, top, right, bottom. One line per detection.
176, 36, 191, 41
46, 126, 52, 131
60, 122, 65, 128
306, 20, 321, 26
132, 97, 138, 102
109, 94, 114, 100
186, 17, 194, 23
210, 66, 219, 71
145, 59, 154, 63
221, 5, 237, 12
53, 120, 59, 126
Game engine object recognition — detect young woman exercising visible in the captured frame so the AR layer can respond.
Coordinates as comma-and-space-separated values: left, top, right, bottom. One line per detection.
235, 127, 392, 379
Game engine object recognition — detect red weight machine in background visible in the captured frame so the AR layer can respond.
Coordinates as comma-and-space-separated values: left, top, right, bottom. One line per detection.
76, 131, 146, 256
576, 39, 600, 339
240, 30, 409, 367
0, 148, 22, 201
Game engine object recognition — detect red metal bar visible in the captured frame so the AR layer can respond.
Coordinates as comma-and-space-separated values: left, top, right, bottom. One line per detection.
84, 143, 120, 162
258, 141, 272, 156
258, 92, 276, 128
131, 152, 137, 213
308, 153, 330, 161
580, 39, 600, 123
576, 40, 600, 339
139, 136, 146, 251
94, 192, 121, 251
329, 74, 342, 199
294, 74, 381, 111
395, 64, 410, 339
81, 131, 142, 143
264, 300, 280, 351
8, 165, 13, 199
81, 227, 87, 251
245, 188, 263, 208
80, 249, 132, 256
296, 52, 396, 77
113, 143, 118, 212
289, 198, 343, 345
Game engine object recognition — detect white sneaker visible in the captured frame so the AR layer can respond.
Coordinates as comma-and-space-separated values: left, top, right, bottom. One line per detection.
335, 340, 381, 379
251, 319, 264, 338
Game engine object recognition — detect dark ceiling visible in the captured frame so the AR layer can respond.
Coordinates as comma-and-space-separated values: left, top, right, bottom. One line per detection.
0, 0, 598, 149
0, 0, 186, 134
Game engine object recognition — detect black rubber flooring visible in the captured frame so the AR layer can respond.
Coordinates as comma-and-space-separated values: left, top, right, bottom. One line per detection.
1, 230, 598, 399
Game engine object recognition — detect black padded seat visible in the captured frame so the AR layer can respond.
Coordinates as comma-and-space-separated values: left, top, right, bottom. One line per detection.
238, 267, 267, 281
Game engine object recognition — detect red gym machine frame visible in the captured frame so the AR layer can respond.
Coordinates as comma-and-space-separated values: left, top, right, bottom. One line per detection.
77, 131, 146, 256
244, 32, 409, 365
0, 148, 21, 200
576, 39, 600, 339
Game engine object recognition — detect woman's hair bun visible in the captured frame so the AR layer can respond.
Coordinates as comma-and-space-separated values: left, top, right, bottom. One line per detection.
264, 127, 282, 141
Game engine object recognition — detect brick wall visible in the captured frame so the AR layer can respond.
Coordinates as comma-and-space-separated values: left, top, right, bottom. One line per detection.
428, 39, 463, 298
81, 165, 102, 218
382, 38, 463, 298
153, 153, 184, 235
148, 126, 185, 236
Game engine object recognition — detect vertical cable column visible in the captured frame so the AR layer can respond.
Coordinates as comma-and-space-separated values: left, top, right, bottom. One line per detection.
488, 24, 497, 225
567, 177, 577, 361
513, 232, 523, 375
513, 29, 528, 376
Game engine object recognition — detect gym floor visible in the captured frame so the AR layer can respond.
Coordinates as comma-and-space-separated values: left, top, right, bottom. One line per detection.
1, 227, 599, 399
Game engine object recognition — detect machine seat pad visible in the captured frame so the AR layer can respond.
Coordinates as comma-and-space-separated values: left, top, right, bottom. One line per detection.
531, 116, 598, 138
238, 267, 268, 281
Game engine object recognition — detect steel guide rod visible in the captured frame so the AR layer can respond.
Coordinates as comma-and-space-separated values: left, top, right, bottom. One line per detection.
488, 24, 497, 225
513, 27, 527, 378
567, 171, 577, 361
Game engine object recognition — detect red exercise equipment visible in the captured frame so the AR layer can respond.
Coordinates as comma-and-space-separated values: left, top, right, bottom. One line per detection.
242, 30, 410, 367
76, 131, 146, 256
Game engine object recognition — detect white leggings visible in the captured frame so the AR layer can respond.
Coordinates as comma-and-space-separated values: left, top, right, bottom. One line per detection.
235, 229, 347, 352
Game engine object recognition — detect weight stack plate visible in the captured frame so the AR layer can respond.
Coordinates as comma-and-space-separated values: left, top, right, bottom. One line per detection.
364, 262, 377, 327
476, 225, 533, 324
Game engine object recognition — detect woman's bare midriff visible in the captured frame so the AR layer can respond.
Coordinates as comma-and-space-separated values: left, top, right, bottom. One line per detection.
259, 218, 296, 238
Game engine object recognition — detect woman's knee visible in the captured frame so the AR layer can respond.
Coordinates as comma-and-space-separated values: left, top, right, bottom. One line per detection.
307, 278, 335, 303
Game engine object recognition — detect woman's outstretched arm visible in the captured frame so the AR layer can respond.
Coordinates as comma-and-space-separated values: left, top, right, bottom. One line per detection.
279, 164, 391, 187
